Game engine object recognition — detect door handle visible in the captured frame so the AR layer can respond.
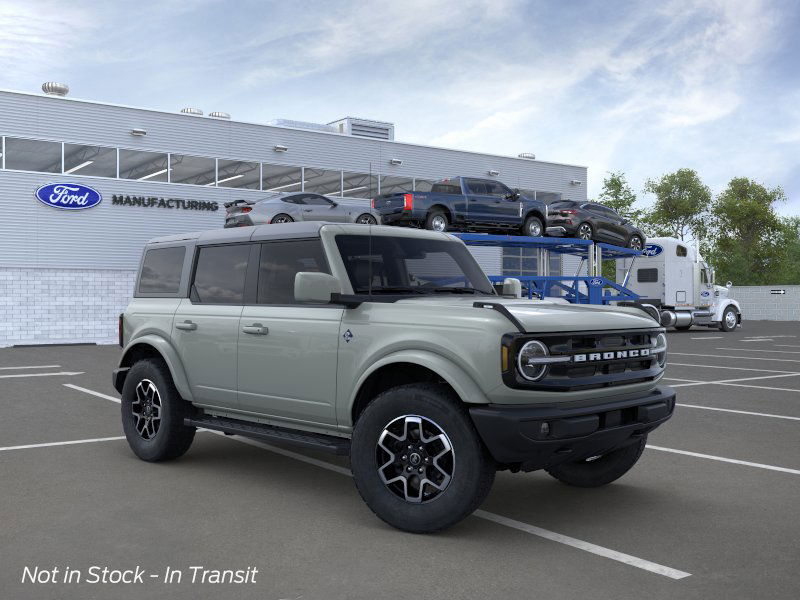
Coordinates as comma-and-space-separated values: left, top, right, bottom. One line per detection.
175, 320, 197, 331
242, 323, 269, 335
303, 209, 313, 212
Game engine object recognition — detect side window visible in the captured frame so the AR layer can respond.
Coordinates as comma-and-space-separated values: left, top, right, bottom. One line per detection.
676, 245, 688, 257
257, 239, 330, 304
303, 194, 334, 206
465, 179, 488, 195
701, 269, 709, 284
138, 246, 186, 294
637, 268, 659, 283
430, 183, 461, 194
192, 244, 250, 304
485, 181, 512, 197
282, 196, 304, 205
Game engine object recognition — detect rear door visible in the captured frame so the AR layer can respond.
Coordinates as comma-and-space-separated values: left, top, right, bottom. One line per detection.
172, 243, 251, 410
236, 239, 343, 425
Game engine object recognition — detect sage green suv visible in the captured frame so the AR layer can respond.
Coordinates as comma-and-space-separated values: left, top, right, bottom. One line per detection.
114, 222, 674, 533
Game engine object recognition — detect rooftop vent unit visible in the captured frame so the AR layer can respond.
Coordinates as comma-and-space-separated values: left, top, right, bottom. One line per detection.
268, 119, 337, 134
328, 117, 394, 141
42, 82, 69, 97
180, 107, 203, 116
518, 152, 536, 160
209, 111, 231, 119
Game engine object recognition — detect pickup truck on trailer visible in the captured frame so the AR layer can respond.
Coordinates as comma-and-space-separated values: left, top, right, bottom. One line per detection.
373, 176, 548, 237
114, 222, 674, 533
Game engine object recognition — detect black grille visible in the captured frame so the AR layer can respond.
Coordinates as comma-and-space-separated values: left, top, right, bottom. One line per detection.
503, 328, 663, 392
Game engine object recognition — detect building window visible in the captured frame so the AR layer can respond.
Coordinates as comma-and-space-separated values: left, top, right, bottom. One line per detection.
217, 159, 260, 189
262, 164, 302, 193
342, 171, 378, 199
4, 137, 61, 173
378, 175, 413, 195
119, 149, 169, 182
414, 179, 436, 192
170, 154, 216, 186
304, 167, 342, 196
63, 144, 117, 178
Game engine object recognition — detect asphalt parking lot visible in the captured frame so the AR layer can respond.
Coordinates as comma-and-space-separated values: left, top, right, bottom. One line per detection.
1, 321, 799, 600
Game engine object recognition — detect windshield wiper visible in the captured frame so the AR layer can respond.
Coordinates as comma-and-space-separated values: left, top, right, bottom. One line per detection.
353, 286, 429, 295
429, 287, 489, 295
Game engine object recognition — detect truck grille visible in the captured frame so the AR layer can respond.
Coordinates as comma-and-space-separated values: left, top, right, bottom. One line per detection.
503, 329, 664, 392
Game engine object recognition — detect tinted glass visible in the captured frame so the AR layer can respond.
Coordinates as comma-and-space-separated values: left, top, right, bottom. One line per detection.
138, 247, 186, 294
119, 149, 168, 182
637, 268, 659, 283
484, 181, 512, 197
465, 179, 489, 195
263, 164, 302, 193
170, 154, 216, 186
5, 138, 61, 173
217, 159, 260, 189
335, 235, 493, 295
677, 245, 688, 257
64, 144, 117, 177
342, 171, 378, 199
431, 183, 462, 194
193, 245, 250, 304
258, 240, 329, 304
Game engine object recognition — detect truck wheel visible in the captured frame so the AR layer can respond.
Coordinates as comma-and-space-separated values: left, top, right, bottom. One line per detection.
719, 306, 738, 332
545, 436, 647, 488
522, 215, 544, 237
121, 358, 195, 462
424, 209, 448, 232
350, 383, 495, 533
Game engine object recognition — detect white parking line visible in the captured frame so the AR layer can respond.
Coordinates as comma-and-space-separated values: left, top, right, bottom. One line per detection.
668, 363, 798, 374
671, 352, 800, 363
740, 339, 773, 342
664, 373, 800, 388
775, 345, 800, 348
690, 336, 723, 340
647, 445, 800, 476
676, 403, 800, 421
0, 364, 61, 370
0, 371, 84, 379
63, 383, 120, 403
0, 436, 125, 452
717, 348, 800, 354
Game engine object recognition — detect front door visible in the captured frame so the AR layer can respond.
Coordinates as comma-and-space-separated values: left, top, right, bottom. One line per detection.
298, 194, 348, 223
237, 239, 343, 425
173, 243, 251, 410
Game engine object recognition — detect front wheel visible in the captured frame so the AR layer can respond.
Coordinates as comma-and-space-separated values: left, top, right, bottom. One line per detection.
121, 359, 195, 462
545, 436, 647, 487
522, 215, 544, 237
350, 383, 495, 533
719, 306, 738, 332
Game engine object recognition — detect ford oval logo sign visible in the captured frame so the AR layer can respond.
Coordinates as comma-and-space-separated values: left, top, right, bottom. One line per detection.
588, 277, 603, 287
642, 244, 663, 257
35, 183, 102, 210
701, 290, 710, 297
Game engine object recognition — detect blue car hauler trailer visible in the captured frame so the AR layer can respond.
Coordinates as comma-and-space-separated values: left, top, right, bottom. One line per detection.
454, 233, 642, 305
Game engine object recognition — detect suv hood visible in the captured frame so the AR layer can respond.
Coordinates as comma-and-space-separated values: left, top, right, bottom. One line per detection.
395, 296, 658, 332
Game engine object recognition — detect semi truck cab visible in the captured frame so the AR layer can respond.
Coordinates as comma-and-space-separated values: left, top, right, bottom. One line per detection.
617, 236, 742, 332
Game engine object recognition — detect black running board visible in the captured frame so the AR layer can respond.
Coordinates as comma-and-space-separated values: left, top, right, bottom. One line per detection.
185, 415, 350, 455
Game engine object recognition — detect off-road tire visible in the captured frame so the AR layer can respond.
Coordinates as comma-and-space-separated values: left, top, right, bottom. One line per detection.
424, 209, 448, 232
350, 383, 495, 533
719, 306, 738, 332
545, 436, 647, 488
121, 358, 195, 462
522, 215, 544, 237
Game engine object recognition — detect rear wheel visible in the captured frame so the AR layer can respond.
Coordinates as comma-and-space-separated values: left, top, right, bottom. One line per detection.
719, 306, 738, 332
628, 235, 643, 251
546, 436, 647, 487
425, 209, 448, 232
271, 213, 293, 224
121, 359, 195, 462
350, 383, 495, 533
522, 215, 544, 237
576, 222, 593, 240
356, 213, 377, 225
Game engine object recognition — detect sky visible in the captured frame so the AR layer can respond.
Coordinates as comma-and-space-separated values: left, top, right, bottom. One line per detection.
1, 0, 799, 214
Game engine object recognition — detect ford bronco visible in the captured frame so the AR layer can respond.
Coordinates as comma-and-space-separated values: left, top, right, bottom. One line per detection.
114, 222, 674, 533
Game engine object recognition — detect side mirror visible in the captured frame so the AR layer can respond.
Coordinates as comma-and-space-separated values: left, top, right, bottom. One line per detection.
726, 281, 732, 289
295, 272, 341, 303
329, 201, 338, 208
502, 277, 522, 298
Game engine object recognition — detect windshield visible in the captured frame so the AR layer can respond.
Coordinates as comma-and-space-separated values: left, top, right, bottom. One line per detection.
335, 235, 495, 296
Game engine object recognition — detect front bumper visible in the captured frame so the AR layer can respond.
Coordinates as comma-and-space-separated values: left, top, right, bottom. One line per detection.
469, 386, 675, 471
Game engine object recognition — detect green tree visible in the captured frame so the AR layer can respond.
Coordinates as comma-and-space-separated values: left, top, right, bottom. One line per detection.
705, 177, 787, 285
598, 171, 643, 224
642, 168, 711, 241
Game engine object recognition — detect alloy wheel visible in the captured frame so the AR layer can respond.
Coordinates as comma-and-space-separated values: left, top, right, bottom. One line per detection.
272, 215, 292, 224
376, 415, 454, 503
357, 214, 377, 225
526, 220, 542, 237
629, 236, 643, 250
578, 224, 592, 240
725, 310, 737, 329
132, 379, 162, 440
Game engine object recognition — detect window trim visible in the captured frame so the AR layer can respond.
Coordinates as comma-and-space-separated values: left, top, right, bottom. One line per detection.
189, 242, 254, 306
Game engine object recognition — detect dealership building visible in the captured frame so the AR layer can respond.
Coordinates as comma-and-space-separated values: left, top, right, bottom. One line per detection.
0, 85, 587, 346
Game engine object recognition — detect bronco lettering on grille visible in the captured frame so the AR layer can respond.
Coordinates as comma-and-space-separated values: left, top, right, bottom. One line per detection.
572, 348, 650, 362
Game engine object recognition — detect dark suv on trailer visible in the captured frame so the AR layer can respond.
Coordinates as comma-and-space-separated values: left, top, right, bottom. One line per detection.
546, 200, 646, 249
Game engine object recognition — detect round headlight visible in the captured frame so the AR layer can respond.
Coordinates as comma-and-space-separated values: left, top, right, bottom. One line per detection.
517, 340, 550, 381
653, 332, 667, 367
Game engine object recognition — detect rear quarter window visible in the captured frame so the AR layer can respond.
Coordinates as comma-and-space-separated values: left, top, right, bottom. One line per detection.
138, 246, 186, 295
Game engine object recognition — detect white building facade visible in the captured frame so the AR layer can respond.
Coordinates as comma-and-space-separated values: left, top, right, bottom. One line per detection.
0, 88, 587, 346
